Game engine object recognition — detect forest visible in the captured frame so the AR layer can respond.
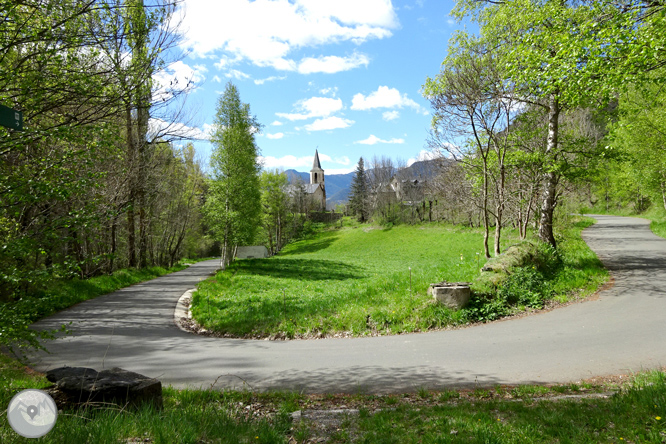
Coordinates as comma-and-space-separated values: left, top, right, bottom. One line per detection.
0, 1, 209, 288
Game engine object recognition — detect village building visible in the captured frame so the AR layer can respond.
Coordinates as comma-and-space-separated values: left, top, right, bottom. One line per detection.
305, 149, 326, 210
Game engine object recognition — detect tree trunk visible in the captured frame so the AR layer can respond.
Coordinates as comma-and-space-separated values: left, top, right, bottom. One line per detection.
125, 102, 137, 267
110, 217, 117, 273
481, 160, 491, 258
494, 163, 505, 256
538, 92, 560, 248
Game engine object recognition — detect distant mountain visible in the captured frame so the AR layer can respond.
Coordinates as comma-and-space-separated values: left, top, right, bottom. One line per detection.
285, 169, 353, 209
284, 159, 445, 208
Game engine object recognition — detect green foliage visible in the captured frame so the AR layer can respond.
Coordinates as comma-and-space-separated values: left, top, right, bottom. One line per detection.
348, 157, 370, 223
260, 170, 290, 254
499, 267, 549, 309
0, 1, 203, 300
204, 82, 262, 267
600, 71, 666, 213
464, 216, 606, 323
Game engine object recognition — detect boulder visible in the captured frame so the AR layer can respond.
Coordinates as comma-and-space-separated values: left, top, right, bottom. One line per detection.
428, 282, 471, 310
46, 367, 162, 409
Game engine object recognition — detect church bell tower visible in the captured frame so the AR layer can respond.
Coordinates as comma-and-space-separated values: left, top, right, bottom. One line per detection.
310, 149, 324, 185
310, 149, 326, 209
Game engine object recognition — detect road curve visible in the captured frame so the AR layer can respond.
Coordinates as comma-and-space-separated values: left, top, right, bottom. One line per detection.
28, 215, 666, 393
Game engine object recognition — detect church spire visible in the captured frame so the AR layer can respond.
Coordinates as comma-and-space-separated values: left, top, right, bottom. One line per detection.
310, 149, 324, 185
312, 149, 322, 170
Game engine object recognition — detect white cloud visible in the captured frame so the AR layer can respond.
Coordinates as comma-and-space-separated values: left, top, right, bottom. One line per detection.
271, 120, 283, 126
332, 155, 351, 165
354, 135, 405, 145
303, 116, 354, 131
351, 86, 426, 114
259, 155, 313, 169
193, 64, 208, 73
202, 123, 216, 136
266, 132, 284, 139
225, 69, 251, 80
276, 97, 343, 121
152, 60, 206, 102
179, 0, 397, 70
259, 151, 350, 169
149, 118, 208, 141
320, 87, 338, 96
254, 76, 286, 85
297, 53, 369, 74
382, 110, 400, 121
212, 75, 223, 83
407, 149, 440, 166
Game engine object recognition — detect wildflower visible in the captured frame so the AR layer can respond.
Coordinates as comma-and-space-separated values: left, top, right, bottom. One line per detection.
657, 416, 662, 420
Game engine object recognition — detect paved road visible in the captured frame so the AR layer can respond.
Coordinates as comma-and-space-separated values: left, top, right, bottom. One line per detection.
28, 215, 666, 393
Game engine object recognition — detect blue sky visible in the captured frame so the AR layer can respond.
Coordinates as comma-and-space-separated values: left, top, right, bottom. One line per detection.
159, 0, 465, 174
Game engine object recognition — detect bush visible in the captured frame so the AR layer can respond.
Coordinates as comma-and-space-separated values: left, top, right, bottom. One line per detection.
466, 239, 565, 321
498, 266, 549, 309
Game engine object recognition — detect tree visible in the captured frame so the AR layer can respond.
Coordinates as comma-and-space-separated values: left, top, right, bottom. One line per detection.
349, 157, 370, 222
451, 0, 664, 247
204, 82, 262, 269
368, 155, 397, 220
606, 73, 666, 210
424, 36, 518, 257
260, 170, 289, 255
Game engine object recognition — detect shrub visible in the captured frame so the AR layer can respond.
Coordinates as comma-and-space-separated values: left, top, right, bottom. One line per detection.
498, 266, 550, 309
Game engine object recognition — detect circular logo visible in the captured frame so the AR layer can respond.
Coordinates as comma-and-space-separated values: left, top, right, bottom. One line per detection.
7, 389, 58, 438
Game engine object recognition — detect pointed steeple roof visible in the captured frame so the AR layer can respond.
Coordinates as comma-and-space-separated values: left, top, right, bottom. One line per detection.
311, 149, 322, 170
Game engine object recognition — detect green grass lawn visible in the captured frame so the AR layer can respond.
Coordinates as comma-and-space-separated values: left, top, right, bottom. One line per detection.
191, 218, 607, 339
192, 223, 496, 338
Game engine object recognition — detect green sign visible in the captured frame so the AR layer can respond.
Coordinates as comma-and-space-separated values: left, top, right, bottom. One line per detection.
0, 104, 23, 131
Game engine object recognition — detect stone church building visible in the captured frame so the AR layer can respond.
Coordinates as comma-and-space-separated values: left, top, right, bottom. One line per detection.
305, 149, 326, 210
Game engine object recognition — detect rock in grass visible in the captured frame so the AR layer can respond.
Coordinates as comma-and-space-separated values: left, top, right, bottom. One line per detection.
46, 367, 162, 409
428, 282, 471, 310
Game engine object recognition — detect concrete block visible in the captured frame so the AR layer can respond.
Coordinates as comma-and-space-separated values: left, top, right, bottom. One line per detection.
429, 283, 470, 310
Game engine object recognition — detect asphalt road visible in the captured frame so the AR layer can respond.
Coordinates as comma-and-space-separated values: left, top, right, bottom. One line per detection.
28, 215, 666, 393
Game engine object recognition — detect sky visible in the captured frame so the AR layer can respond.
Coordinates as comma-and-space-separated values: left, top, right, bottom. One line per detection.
159, 0, 466, 175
